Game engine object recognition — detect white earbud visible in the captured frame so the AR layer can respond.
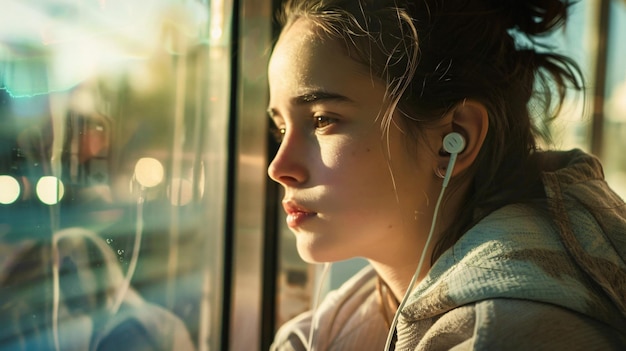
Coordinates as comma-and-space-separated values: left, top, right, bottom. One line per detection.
443, 132, 466, 155
441, 132, 465, 188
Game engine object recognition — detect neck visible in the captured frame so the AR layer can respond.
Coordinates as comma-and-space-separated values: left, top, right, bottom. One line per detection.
369, 249, 432, 303
370, 179, 470, 305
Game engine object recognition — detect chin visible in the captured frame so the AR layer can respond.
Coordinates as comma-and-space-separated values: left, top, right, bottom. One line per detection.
296, 240, 346, 264
296, 245, 323, 263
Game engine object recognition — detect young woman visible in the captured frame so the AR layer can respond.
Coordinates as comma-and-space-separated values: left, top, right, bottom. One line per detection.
266, 0, 626, 350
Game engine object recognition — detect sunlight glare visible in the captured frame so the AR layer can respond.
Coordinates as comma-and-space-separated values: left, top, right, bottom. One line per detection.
134, 157, 164, 188
0, 175, 21, 204
36, 176, 65, 205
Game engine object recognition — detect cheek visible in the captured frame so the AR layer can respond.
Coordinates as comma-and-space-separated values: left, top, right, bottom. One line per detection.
320, 137, 379, 173
324, 142, 396, 194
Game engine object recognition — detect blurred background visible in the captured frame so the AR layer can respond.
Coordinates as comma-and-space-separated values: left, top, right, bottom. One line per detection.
0, 0, 624, 350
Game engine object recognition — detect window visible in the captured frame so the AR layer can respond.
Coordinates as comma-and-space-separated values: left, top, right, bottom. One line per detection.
0, 1, 232, 350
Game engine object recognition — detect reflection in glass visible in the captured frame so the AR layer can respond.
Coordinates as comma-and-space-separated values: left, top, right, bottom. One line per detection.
1, 0, 231, 350
134, 158, 165, 189
0, 227, 195, 350
36, 176, 65, 205
0, 176, 20, 204
168, 178, 193, 207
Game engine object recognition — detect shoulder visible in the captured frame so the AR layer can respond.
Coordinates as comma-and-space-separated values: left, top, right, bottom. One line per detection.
271, 265, 389, 350
404, 201, 625, 331
93, 293, 196, 351
418, 299, 626, 351
271, 310, 313, 351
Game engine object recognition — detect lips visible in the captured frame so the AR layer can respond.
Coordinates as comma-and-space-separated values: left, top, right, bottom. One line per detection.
282, 200, 317, 228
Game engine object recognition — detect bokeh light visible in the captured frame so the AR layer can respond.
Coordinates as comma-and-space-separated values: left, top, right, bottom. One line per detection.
134, 157, 164, 188
0, 175, 21, 204
36, 176, 65, 205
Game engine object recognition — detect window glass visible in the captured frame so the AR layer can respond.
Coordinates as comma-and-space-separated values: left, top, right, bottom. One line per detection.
603, 0, 626, 198
549, 0, 626, 198
0, 1, 231, 350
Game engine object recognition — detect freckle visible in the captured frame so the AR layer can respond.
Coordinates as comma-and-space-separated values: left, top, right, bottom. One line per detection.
387, 225, 393, 229
366, 148, 371, 152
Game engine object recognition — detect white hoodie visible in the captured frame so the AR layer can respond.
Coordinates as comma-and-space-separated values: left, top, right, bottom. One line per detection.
271, 150, 626, 350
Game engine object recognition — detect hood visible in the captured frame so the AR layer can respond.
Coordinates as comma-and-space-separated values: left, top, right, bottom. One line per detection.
401, 149, 626, 331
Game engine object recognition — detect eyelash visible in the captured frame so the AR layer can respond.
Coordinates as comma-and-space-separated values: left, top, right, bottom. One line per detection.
269, 116, 338, 143
313, 116, 336, 130
270, 125, 286, 143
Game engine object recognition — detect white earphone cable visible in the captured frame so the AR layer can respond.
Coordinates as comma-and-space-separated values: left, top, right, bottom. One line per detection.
308, 262, 332, 350
383, 150, 459, 350
111, 191, 145, 314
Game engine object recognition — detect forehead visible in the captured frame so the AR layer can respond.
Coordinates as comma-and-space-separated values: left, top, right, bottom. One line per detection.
268, 18, 376, 96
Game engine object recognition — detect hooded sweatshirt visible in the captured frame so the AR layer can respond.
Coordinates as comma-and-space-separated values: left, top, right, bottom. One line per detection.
0, 228, 195, 351
271, 149, 626, 350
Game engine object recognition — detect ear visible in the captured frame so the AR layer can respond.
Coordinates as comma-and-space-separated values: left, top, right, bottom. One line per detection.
438, 99, 488, 177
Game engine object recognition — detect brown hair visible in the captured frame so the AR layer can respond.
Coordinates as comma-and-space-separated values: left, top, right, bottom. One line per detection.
276, 0, 584, 261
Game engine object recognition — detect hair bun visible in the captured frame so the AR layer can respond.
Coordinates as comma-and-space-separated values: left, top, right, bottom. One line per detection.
496, 0, 572, 35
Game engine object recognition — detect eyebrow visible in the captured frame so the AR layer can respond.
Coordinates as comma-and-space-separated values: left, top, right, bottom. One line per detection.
293, 91, 353, 104
267, 90, 353, 117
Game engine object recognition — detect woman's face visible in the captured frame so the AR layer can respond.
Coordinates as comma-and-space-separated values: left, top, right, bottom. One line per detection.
267, 19, 438, 264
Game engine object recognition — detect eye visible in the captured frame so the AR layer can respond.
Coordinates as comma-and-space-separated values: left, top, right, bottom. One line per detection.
270, 124, 286, 143
313, 116, 337, 130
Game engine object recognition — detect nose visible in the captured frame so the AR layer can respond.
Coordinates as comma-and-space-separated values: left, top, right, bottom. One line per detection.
267, 131, 309, 186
